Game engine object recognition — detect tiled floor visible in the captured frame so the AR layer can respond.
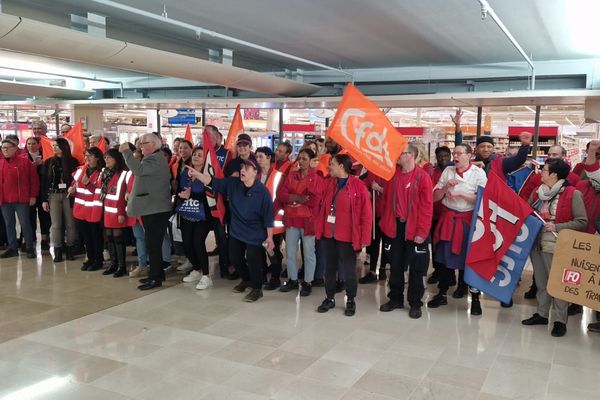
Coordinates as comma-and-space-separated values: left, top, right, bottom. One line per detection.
1, 246, 599, 399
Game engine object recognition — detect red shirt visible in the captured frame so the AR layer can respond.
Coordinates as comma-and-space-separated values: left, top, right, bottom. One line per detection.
395, 169, 416, 220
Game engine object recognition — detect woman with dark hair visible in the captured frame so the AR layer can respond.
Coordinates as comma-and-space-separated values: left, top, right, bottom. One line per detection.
277, 148, 323, 295
314, 153, 372, 316
41, 138, 80, 262
255, 146, 285, 290
69, 147, 105, 271
177, 146, 213, 289
522, 158, 588, 337
26, 136, 51, 251
171, 139, 193, 193
100, 148, 130, 277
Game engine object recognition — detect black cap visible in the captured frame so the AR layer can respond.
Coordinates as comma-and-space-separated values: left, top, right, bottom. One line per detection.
476, 136, 495, 146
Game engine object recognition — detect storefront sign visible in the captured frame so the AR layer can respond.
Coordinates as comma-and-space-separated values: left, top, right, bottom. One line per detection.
168, 109, 196, 125
547, 229, 600, 311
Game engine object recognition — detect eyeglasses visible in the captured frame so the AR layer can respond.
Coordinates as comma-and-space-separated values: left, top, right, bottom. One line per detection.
452, 152, 467, 156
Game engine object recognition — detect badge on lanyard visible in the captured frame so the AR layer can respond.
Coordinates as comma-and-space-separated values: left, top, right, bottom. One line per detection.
327, 215, 336, 224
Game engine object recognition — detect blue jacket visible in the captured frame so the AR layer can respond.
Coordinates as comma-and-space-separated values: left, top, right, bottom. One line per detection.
210, 177, 274, 246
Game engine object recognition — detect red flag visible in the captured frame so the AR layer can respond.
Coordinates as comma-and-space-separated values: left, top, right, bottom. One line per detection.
224, 105, 244, 153
325, 84, 408, 180
202, 129, 226, 224
39, 135, 54, 161
96, 136, 107, 153
466, 172, 533, 280
62, 121, 85, 164
184, 123, 194, 146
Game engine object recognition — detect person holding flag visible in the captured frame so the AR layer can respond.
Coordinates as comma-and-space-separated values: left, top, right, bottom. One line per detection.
224, 133, 257, 177
186, 157, 275, 303
521, 158, 588, 337
428, 144, 487, 315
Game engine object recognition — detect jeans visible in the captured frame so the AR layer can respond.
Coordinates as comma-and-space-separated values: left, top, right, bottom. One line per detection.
1, 203, 34, 250
141, 212, 171, 281
48, 192, 76, 247
285, 228, 316, 282
132, 222, 148, 266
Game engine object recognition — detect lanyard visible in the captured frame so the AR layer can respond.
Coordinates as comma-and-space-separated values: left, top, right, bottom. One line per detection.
329, 178, 348, 216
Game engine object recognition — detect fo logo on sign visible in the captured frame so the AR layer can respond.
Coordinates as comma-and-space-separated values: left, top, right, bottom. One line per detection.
562, 269, 581, 286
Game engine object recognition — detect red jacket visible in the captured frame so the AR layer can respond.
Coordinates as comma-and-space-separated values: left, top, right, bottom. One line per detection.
276, 168, 323, 235
124, 170, 138, 226
71, 166, 102, 222
102, 170, 128, 228
362, 172, 384, 217
576, 179, 600, 234
379, 166, 433, 241
531, 186, 576, 224
0, 156, 39, 205
315, 175, 372, 250
520, 171, 580, 201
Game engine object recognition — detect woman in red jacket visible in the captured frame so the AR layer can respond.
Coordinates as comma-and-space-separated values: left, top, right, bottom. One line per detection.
315, 154, 372, 316
69, 147, 104, 271
100, 149, 129, 277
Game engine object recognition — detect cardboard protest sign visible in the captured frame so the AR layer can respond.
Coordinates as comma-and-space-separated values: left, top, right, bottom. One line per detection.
547, 229, 600, 311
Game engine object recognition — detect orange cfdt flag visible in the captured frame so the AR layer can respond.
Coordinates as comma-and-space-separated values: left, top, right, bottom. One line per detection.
39, 135, 54, 161
183, 123, 194, 146
62, 121, 86, 164
224, 105, 244, 152
325, 84, 408, 181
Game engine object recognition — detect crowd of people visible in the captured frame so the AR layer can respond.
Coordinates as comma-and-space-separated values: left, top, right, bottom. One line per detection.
1, 115, 599, 336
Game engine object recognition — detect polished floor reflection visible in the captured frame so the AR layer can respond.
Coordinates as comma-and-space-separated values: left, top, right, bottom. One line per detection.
0, 248, 599, 399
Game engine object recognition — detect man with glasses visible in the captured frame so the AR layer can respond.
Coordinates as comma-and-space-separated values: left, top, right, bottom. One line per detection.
378, 144, 433, 319
120, 134, 172, 290
0, 139, 39, 258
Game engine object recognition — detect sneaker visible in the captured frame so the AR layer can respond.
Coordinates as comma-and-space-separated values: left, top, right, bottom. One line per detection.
452, 283, 468, 299
129, 266, 148, 278
279, 279, 299, 293
551, 321, 567, 337
162, 261, 173, 272
379, 301, 403, 312
427, 294, 448, 308
521, 313, 549, 326
0, 248, 18, 258
232, 281, 249, 293
312, 278, 325, 287
263, 279, 281, 291
244, 289, 263, 302
317, 298, 335, 313
567, 304, 583, 316
196, 275, 213, 290
183, 270, 202, 283
470, 298, 482, 316
299, 281, 312, 297
26, 248, 36, 259
409, 305, 422, 319
359, 272, 377, 284
344, 300, 356, 316
177, 260, 193, 273
587, 321, 600, 333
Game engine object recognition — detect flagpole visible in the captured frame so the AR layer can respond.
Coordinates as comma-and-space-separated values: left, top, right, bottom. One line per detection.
372, 189, 376, 240
532, 211, 559, 238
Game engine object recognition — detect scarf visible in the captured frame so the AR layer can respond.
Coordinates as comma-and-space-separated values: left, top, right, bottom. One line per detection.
535, 179, 565, 220
100, 167, 116, 200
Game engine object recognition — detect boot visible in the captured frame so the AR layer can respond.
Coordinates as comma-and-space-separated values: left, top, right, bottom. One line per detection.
53, 247, 63, 262
65, 246, 75, 261
113, 238, 127, 278
103, 241, 118, 275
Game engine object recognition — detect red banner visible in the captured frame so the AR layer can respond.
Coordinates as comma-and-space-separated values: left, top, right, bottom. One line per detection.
466, 172, 533, 280
202, 129, 226, 224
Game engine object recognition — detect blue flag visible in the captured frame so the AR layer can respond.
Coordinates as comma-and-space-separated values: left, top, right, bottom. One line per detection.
464, 187, 543, 303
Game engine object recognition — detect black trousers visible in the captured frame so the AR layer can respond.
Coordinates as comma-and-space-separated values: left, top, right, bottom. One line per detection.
438, 268, 464, 293
366, 217, 389, 271
180, 218, 210, 275
388, 220, 429, 306
78, 219, 104, 264
265, 233, 283, 280
229, 236, 265, 290
30, 202, 51, 237
142, 212, 171, 281
0, 211, 6, 245
322, 238, 357, 299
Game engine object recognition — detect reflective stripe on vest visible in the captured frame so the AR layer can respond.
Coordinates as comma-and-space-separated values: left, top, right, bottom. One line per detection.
104, 171, 127, 201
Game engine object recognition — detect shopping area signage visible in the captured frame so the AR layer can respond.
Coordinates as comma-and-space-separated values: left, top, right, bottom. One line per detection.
168, 109, 196, 125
